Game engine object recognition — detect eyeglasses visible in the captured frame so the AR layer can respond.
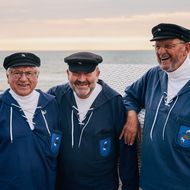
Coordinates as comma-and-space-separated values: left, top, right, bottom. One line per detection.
10, 71, 39, 79
152, 42, 185, 50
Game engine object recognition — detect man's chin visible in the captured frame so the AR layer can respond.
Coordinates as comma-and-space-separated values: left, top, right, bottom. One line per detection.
76, 91, 91, 99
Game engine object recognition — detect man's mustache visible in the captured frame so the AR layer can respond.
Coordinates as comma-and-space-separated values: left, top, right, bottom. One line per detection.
75, 81, 90, 85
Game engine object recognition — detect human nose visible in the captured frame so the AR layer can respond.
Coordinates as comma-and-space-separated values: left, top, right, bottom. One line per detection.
78, 73, 86, 81
19, 73, 28, 80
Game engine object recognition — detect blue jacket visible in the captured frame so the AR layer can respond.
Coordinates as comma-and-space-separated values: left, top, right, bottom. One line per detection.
124, 66, 190, 190
48, 79, 139, 190
0, 89, 62, 190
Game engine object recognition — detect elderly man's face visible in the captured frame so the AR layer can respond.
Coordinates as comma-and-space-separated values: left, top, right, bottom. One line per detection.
67, 67, 100, 99
153, 38, 190, 72
6, 66, 39, 96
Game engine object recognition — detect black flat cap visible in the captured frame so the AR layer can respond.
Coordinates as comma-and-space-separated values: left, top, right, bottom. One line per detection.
150, 23, 190, 42
3, 52, 41, 70
64, 52, 103, 73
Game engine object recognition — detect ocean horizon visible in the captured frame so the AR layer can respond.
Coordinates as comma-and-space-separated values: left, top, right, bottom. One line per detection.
0, 50, 156, 93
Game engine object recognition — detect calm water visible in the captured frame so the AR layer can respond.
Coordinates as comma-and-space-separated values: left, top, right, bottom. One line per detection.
0, 50, 157, 91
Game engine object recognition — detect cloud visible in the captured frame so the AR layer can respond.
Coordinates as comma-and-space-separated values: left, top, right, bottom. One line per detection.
0, 0, 190, 20
0, 11, 190, 50
1, 11, 190, 37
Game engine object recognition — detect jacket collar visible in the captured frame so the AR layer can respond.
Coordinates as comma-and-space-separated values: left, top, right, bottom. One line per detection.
64, 79, 120, 110
1, 89, 54, 112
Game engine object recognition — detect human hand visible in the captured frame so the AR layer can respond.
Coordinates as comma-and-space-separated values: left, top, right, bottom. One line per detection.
119, 110, 140, 145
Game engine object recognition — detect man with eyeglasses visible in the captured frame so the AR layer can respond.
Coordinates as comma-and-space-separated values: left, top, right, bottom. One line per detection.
0, 52, 62, 190
121, 23, 190, 189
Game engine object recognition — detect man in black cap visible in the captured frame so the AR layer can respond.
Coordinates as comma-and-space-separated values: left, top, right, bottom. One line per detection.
48, 51, 139, 190
0, 52, 62, 190
121, 23, 190, 189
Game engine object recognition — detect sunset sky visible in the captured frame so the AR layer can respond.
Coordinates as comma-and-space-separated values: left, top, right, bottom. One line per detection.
1, 0, 190, 50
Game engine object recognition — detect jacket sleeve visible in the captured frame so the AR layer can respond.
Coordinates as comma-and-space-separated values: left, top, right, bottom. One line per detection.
119, 140, 139, 190
114, 95, 139, 190
123, 68, 152, 113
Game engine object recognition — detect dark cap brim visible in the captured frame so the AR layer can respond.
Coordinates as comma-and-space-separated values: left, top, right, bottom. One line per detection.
9, 62, 38, 68
150, 36, 177, 41
68, 63, 97, 73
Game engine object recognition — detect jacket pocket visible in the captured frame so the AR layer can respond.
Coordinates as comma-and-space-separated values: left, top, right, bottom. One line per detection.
50, 130, 62, 156
173, 118, 190, 154
91, 133, 117, 162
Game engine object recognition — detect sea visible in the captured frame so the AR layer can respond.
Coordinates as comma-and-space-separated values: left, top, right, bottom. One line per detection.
0, 50, 157, 94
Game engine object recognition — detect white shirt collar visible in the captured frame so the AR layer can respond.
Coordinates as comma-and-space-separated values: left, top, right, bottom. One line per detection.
167, 56, 190, 80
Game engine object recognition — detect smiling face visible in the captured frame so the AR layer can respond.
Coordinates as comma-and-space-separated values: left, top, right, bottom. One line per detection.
67, 67, 100, 99
6, 66, 39, 96
154, 38, 190, 72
